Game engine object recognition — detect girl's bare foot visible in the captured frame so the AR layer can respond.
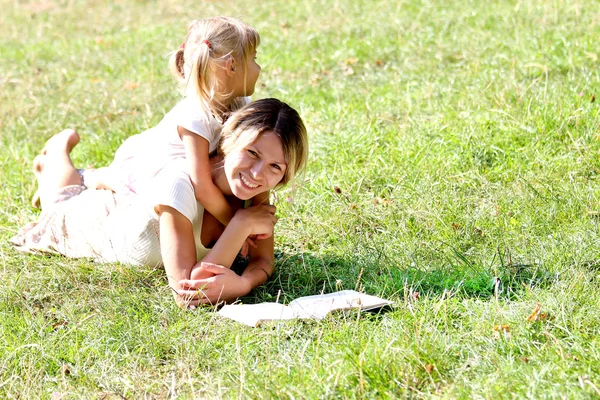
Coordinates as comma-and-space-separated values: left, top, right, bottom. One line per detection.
41, 129, 80, 155
32, 129, 80, 208
32, 154, 45, 177
31, 154, 46, 207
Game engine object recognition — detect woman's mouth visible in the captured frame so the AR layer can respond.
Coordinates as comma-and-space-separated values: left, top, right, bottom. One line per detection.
240, 174, 258, 189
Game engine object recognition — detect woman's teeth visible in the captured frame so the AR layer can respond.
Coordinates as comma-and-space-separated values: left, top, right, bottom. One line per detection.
241, 174, 258, 188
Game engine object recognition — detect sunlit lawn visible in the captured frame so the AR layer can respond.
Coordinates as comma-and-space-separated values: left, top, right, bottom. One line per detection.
1, 0, 599, 398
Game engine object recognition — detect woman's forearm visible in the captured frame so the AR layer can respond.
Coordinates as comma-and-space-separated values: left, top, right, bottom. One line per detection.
241, 258, 273, 290
157, 205, 198, 288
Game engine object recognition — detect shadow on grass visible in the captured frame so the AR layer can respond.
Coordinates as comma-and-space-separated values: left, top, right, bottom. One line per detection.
8, 245, 557, 308
235, 249, 558, 305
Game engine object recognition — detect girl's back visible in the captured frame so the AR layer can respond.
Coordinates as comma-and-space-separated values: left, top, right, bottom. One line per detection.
110, 96, 226, 195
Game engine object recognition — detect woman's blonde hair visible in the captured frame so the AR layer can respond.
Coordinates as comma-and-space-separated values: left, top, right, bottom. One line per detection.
219, 98, 309, 187
169, 17, 260, 117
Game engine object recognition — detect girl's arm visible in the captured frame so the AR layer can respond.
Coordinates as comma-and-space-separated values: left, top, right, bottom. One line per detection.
200, 204, 277, 267
240, 227, 276, 289
179, 205, 278, 305
239, 190, 272, 257
180, 126, 234, 226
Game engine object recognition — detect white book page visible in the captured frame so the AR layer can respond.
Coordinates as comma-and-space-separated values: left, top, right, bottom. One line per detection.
218, 303, 296, 327
289, 290, 393, 319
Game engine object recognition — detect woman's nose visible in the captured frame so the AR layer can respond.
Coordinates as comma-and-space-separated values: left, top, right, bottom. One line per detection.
250, 161, 264, 178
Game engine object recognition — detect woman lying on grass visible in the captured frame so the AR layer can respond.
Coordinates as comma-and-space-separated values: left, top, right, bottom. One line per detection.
11, 98, 308, 307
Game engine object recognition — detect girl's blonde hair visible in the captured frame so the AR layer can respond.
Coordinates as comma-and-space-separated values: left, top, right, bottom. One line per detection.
219, 98, 309, 188
169, 17, 260, 117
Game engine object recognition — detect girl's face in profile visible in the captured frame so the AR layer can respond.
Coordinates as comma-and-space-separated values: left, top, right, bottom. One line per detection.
233, 50, 261, 97
224, 131, 287, 200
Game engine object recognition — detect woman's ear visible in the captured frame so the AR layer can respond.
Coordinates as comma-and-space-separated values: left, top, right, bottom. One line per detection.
225, 56, 236, 77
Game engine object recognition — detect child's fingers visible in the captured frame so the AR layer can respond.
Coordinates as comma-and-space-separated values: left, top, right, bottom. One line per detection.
246, 238, 257, 248
240, 241, 249, 258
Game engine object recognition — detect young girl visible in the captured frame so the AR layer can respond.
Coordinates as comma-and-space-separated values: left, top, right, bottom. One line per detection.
84, 16, 262, 229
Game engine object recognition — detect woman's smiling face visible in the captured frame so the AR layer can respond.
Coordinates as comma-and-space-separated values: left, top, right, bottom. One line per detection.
223, 131, 287, 200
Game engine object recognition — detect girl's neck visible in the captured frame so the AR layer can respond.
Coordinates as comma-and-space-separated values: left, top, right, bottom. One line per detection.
209, 95, 237, 122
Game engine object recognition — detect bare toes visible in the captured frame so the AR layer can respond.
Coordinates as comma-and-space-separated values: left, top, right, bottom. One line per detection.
32, 154, 45, 176
42, 128, 80, 154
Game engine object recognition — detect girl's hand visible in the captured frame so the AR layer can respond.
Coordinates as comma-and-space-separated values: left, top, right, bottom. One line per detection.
233, 205, 278, 238
176, 263, 252, 307
240, 235, 259, 258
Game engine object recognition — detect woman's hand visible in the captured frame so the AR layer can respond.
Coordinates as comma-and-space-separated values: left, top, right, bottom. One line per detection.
175, 262, 252, 307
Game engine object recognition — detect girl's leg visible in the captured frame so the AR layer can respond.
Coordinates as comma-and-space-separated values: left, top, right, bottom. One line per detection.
34, 129, 83, 207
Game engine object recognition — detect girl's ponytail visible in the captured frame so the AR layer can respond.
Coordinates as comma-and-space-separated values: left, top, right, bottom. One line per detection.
192, 41, 213, 104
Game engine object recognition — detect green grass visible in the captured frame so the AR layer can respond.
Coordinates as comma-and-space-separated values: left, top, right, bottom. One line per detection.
2, 0, 600, 398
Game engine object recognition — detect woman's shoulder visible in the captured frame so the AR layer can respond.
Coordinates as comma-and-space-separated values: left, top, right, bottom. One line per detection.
143, 161, 200, 223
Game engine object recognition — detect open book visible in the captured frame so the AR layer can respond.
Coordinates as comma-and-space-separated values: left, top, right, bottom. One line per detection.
218, 290, 393, 327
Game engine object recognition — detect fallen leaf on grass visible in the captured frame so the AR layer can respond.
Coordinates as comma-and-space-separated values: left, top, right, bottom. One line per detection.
333, 186, 342, 194
279, 22, 290, 36
425, 364, 435, 373
373, 197, 391, 206
124, 81, 139, 90
527, 302, 549, 322
309, 74, 321, 87
52, 320, 68, 331
493, 324, 511, 339
339, 59, 356, 76
61, 364, 71, 376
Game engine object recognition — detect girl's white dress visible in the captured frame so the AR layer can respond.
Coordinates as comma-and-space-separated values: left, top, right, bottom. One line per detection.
110, 96, 223, 196
11, 161, 209, 266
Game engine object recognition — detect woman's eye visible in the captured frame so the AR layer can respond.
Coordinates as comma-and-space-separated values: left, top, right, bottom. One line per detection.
271, 164, 282, 171
248, 150, 258, 157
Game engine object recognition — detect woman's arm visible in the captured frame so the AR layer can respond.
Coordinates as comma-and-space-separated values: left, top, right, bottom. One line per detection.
179, 205, 278, 305
180, 126, 234, 226
155, 205, 197, 290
